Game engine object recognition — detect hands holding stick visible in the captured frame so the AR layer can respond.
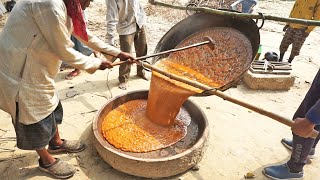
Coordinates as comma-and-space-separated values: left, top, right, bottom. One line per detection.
99, 51, 136, 70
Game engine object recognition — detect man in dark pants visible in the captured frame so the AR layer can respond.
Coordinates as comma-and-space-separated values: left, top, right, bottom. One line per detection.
263, 70, 320, 179
118, 25, 148, 88
106, 0, 149, 90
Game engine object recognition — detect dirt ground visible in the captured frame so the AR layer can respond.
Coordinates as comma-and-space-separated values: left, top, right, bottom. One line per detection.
1, 0, 320, 179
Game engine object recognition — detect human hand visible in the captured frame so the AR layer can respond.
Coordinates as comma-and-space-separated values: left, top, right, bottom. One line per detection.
291, 117, 316, 138
117, 52, 135, 64
99, 60, 113, 70
283, 25, 289, 32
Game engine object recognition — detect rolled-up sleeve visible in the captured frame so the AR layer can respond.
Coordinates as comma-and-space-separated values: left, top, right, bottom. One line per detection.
306, 100, 320, 125
32, 1, 101, 74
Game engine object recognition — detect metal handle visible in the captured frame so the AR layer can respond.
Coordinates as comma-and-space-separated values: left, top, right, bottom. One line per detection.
111, 37, 215, 67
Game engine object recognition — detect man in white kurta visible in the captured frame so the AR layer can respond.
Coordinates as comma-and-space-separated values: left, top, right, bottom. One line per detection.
0, 0, 133, 178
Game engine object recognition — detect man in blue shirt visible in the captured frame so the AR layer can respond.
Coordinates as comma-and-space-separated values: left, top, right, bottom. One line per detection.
263, 70, 320, 179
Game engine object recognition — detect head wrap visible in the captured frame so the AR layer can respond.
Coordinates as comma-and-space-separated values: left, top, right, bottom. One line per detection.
66, 0, 88, 41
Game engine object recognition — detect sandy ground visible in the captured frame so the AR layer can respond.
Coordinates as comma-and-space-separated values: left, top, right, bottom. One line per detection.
1, 0, 320, 179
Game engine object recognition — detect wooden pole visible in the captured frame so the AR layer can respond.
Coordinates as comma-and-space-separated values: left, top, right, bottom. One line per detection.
150, 0, 320, 26
140, 62, 319, 139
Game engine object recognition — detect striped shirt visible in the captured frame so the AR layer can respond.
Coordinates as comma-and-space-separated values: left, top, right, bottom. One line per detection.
0, 0, 121, 125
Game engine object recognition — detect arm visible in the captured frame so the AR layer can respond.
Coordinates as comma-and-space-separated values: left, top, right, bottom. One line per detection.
73, 30, 135, 63
32, 1, 101, 73
291, 100, 320, 138
73, 29, 121, 61
106, 0, 119, 46
306, 99, 320, 125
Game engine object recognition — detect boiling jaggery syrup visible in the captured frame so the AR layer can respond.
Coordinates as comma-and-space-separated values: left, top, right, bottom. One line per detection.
101, 100, 189, 152
102, 59, 211, 153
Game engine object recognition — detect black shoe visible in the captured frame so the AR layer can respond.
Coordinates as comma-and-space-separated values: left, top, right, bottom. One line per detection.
263, 163, 303, 179
281, 138, 315, 159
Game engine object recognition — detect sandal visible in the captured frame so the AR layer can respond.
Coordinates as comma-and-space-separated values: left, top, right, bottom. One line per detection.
48, 139, 85, 153
65, 69, 81, 80
39, 158, 76, 179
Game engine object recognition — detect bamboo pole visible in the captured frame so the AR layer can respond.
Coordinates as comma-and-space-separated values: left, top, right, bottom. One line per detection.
150, 0, 320, 26
139, 62, 319, 139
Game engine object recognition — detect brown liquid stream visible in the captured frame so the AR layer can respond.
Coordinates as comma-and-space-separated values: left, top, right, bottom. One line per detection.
102, 59, 210, 152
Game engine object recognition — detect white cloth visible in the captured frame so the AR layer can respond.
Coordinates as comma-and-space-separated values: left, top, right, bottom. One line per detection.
106, 0, 146, 45
0, 0, 121, 125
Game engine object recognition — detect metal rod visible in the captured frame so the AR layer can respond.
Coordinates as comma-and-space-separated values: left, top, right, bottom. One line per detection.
111, 38, 214, 66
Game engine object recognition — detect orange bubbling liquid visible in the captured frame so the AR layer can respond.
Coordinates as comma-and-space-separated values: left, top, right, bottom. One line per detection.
102, 59, 212, 152
101, 100, 189, 152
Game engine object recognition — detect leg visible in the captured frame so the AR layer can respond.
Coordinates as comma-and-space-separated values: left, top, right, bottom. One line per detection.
290, 69, 320, 163
49, 126, 63, 147
47, 102, 85, 153
118, 34, 134, 88
36, 148, 56, 165
288, 57, 294, 63
13, 102, 77, 178
48, 127, 85, 153
279, 27, 294, 61
134, 26, 149, 80
37, 147, 77, 179
287, 134, 315, 173
263, 70, 320, 179
292, 69, 320, 149
279, 53, 285, 62
65, 69, 81, 80
290, 29, 309, 63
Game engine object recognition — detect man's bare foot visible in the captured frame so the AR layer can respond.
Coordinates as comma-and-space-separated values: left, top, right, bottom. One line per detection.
65, 69, 81, 80
137, 73, 150, 81
119, 82, 128, 90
